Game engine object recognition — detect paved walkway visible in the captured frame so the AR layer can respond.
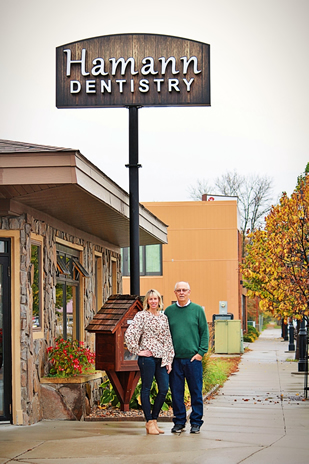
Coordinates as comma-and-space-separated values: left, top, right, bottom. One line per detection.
1, 328, 308, 463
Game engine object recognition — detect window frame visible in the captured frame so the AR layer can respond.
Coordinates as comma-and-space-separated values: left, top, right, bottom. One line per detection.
30, 234, 44, 338
121, 244, 162, 277
56, 242, 86, 341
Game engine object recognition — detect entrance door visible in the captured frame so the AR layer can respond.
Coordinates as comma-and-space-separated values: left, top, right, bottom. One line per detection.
0, 239, 12, 422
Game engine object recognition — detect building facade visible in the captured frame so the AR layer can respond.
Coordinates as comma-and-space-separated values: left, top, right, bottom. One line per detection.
0, 140, 167, 425
123, 199, 246, 325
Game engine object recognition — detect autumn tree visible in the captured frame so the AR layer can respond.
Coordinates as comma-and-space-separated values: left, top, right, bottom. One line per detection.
241, 176, 309, 322
188, 171, 273, 255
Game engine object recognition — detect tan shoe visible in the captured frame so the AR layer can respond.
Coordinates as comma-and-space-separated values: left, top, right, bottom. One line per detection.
146, 420, 160, 435
153, 419, 165, 434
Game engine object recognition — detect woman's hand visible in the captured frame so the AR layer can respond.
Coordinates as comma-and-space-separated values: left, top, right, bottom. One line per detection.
138, 350, 153, 357
166, 363, 172, 374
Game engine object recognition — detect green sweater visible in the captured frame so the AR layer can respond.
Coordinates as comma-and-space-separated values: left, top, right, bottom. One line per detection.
164, 302, 209, 358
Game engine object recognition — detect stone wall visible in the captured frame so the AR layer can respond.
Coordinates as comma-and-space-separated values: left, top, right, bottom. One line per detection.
1, 212, 121, 425
40, 373, 105, 421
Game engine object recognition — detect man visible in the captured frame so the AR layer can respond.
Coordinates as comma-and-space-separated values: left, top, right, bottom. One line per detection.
165, 281, 209, 434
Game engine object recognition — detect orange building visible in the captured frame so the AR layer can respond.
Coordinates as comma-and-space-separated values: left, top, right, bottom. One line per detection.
122, 199, 246, 328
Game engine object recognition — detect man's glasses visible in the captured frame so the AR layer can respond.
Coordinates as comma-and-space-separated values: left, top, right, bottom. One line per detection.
175, 289, 190, 293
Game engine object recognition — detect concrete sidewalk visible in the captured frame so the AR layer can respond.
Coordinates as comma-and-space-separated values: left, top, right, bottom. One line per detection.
1, 328, 308, 464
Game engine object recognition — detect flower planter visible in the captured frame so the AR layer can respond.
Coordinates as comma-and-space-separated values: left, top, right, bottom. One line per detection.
40, 372, 105, 421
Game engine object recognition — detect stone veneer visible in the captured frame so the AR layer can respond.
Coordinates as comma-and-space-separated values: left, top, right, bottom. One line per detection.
1, 213, 121, 425
40, 373, 105, 421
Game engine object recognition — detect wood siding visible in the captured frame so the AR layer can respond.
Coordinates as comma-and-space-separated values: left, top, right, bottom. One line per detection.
56, 34, 210, 108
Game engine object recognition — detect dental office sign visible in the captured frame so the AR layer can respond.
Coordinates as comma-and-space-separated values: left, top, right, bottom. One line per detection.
56, 33, 210, 108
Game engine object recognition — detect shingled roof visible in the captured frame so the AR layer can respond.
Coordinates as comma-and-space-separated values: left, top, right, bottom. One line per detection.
0, 139, 76, 153
86, 294, 143, 333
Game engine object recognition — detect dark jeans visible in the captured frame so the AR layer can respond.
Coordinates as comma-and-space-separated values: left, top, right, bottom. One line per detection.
138, 356, 169, 422
169, 357, 204, 427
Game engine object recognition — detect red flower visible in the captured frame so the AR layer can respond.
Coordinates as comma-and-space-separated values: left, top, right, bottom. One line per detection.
47, 337, 96, 378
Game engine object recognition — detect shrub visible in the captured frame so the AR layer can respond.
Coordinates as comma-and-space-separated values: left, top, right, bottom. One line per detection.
100, 379, 121, 408
47, 338, 95, 377
243, 325, 260, 342
100, 350, 240, 410
243, 333, 255, 342
248, 325, 260, 337
100, 378, 172, 410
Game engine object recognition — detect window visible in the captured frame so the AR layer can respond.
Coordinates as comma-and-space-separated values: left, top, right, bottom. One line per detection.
56, 244, 89, 340
95, 255, 103, 312
111, 258, 117, 294
0, 241, 8, 253
121, 244, 162, 276
145, 245, 161, 274
31, 242, 42, 329
55, 283, 75, 340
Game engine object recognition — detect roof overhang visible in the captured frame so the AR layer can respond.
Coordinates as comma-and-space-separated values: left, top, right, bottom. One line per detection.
0, 140, 167, 247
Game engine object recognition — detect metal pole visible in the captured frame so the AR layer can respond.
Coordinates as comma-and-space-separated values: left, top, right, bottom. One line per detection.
126, 106, 141, 296
288, 320, 295, 352
298, 319, 307, 372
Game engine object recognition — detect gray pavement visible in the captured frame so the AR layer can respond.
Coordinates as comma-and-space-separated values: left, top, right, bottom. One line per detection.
1, 328, 308, 464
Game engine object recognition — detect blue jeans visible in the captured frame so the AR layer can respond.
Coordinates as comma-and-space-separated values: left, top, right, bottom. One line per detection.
138, 356, 169, 422
169, 358, 204, 427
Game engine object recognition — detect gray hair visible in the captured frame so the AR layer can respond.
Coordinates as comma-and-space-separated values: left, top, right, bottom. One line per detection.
174, 281, 191, 291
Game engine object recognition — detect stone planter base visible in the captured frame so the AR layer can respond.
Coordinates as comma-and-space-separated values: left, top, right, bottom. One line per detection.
40, 372, 105, 421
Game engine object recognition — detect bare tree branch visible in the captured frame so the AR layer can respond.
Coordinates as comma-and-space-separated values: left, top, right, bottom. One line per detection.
187, 179, 214, 201
188, 171, 274, 256
214, 171, 244, 197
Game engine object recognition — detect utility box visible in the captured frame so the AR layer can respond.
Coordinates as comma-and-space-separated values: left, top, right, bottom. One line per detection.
214, 320, 242, 354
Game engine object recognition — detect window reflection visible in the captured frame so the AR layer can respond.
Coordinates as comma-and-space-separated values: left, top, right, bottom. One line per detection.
31, 244, 41, 329
56, 284, 74, 339
123, 339, 138, 361
121, 244, 162, 276
0, 241, 7, 253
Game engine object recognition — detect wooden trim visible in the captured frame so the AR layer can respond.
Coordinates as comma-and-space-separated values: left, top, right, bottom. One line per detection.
40, 371, 104, 384
56, 237, 83, 251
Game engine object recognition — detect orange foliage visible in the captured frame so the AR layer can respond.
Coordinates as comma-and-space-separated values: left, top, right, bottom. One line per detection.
241, 177, 309, 321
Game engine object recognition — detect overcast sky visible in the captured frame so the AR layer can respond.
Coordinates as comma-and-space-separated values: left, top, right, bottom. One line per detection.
1, 0, 308, 204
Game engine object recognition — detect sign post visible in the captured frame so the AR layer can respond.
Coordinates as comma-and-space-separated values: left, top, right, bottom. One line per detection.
126, 106, 141, 295
56, 33, 210, 295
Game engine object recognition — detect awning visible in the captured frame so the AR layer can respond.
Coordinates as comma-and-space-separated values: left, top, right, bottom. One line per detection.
0, 140, 168, 248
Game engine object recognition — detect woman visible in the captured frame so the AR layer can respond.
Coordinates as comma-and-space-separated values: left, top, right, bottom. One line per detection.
125, 289, 174, 435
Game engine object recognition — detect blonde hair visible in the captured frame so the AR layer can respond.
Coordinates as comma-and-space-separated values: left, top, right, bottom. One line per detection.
143, 289, 163, 311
